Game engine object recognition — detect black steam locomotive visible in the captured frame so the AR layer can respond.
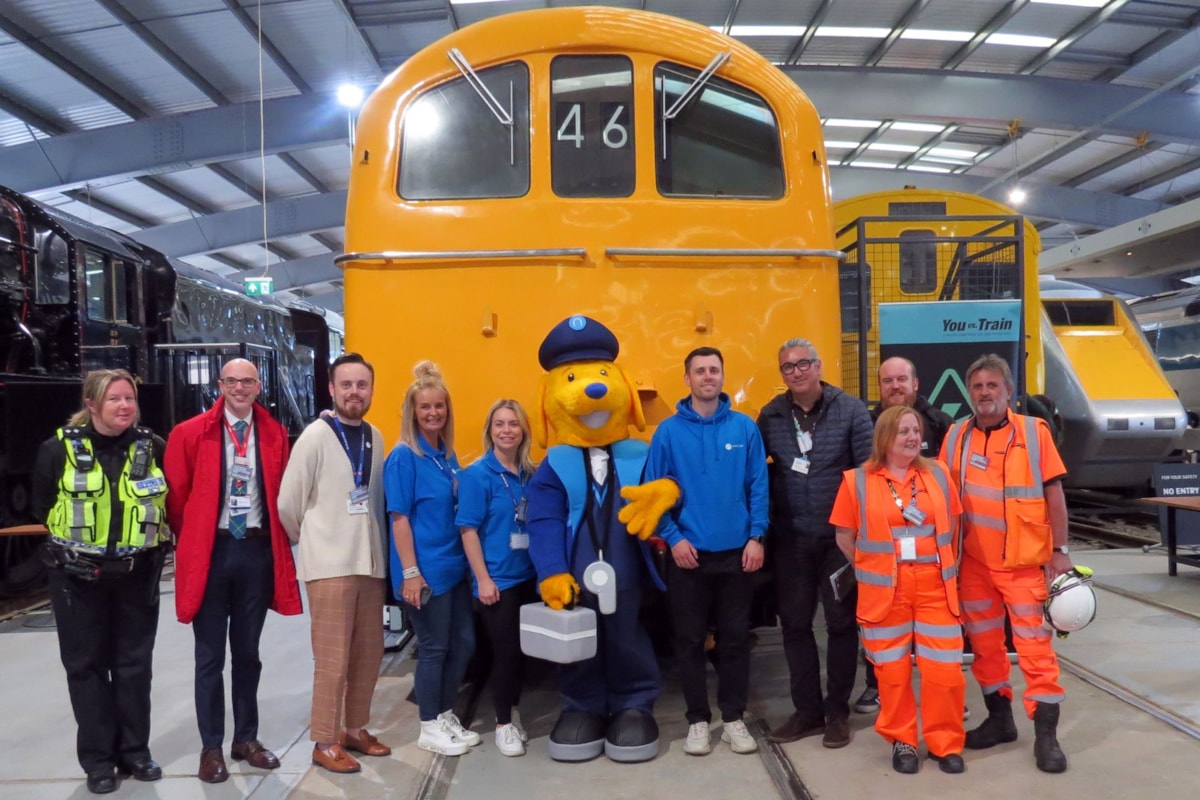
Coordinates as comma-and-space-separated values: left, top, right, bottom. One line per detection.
0, 184, 341, 595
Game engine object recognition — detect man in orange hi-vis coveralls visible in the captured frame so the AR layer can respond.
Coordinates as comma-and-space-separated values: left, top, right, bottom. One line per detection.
940, 354, 1074, 774
831, 405, 966, 775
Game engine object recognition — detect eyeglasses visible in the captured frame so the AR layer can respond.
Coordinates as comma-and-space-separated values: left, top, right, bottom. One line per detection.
779, 358, 818, 375
220, 377, 259, 388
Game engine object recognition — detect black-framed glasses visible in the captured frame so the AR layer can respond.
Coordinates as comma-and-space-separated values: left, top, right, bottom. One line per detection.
779, 358, 818, 375
220, 377, 259, 388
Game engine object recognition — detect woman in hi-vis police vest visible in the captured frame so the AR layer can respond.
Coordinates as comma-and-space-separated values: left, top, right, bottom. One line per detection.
829, 405, 966, 776
32, 369, 169, 795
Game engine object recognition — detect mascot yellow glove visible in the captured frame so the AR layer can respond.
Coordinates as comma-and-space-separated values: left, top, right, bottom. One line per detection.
540, 573, 582, 611
618, 478, 681, 540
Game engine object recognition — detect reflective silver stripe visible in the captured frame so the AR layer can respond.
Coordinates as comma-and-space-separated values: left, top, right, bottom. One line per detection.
949, 421, 972, 489
964, 482, 1003, 501
1012, 625, 1052, 641
981, 682, 1011, 694
855, 468, 869, 542
914, 643, 963, 663
964, 616, 1006, 634
915, 621, 962, 638
941, 564, 958, 581
70, 500, 87, 542
856, 539, 893, 554
899, 554, 939, 563
72, 469, 89, 493
871, 644, 912, 664
1028, 693, 1065, 703
1004, 486, 1042, 499
892, 525, 934, 538
1024, 416, 1043, 486
965, 511, 1006, 530
855, 568, 892, 587
1010, 602, 1043, 617
962, 599, 992, 612
936, 532, 953, 547
863, 623, 911, 639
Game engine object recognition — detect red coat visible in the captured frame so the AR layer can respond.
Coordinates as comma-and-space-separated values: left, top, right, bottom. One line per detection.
164, 397, 302, 623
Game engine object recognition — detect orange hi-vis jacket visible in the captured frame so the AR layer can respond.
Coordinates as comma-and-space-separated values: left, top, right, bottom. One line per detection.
941, 409, 1065, 570
839, 461, 961, 624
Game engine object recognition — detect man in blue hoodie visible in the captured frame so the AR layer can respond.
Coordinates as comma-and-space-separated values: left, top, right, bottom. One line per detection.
644, 346, 769, 757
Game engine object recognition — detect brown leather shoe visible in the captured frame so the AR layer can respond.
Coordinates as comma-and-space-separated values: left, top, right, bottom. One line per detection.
823, 714, 851, 749
343, 730, 392, 757
231, 740, 281, 770
767, 713, 825, 743
198, 747, 229, 783
311, 744, 361, 774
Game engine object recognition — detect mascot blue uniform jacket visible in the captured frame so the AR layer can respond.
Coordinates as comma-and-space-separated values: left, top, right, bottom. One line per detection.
525, 315, 668, 763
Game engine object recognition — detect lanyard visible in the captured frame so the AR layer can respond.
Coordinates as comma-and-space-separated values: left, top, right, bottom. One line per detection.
223, 418, 251, 459
791, 406, 820, 455
499, 470, 528, 528
885, 474, 919, 517
332, 418, 366, 487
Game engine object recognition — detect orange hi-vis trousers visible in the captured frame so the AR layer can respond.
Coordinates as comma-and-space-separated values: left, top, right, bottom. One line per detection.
862, 562, 965, 757
960, 554, 1064, 719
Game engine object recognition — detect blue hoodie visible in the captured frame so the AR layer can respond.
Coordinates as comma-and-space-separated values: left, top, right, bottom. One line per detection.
644, 393, 769, 551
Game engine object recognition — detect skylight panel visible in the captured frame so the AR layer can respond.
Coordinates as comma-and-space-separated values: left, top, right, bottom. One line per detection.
724, 25, 807, 37
824, 118, 882, 128
986, 33, 1058, 48
901, 29, 974, 43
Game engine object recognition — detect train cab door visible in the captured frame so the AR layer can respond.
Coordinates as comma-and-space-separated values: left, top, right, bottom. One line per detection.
78, 246, 148, 375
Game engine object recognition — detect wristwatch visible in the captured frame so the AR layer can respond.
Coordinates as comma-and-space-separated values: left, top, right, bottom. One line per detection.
1053, 545, 1069, 555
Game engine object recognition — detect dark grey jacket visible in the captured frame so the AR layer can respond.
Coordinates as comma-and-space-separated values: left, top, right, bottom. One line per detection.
756, 383, 873, 539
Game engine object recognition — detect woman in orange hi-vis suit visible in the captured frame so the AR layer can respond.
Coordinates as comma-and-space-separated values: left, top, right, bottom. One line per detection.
830, 405, 965, 775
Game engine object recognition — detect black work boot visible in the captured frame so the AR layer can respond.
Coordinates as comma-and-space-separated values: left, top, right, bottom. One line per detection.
964, 691, 1019, 750
1033, 702, 1068, 773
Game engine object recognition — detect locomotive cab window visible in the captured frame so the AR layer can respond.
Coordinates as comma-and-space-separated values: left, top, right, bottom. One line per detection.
398, 60, 530, 200
82, 248, 129, 323
899, 230, 938, 294
654, 63, 784, 199
551, 56, 634, 198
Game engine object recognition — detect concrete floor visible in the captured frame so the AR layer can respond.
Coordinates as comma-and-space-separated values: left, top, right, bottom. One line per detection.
1, 547, 1198, 799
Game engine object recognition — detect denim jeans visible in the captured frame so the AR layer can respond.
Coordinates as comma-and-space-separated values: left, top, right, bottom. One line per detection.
407, 578, 475, 721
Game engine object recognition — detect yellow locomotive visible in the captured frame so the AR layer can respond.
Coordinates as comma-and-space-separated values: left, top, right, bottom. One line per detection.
339, 6, 843, 456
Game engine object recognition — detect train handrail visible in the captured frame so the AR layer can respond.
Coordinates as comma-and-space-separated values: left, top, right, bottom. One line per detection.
605, 247, 847, 261
334, 249, 589, 265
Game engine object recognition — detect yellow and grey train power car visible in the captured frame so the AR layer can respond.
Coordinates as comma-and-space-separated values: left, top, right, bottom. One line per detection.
338, 6, 844, 453
834, 189, 1183, 489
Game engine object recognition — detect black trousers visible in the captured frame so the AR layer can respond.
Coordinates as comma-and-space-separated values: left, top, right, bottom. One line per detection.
774, 534, 858, 720
193, 535, 274, 748
49, 549, 163, 775
475, 579, 537, 725
668, 547, 753, 724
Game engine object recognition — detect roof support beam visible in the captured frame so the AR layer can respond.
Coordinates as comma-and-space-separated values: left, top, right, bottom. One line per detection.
1062, 141, 1165, 188
784, 0, 833, 64
221, 0, 311, 93
1020, 0, 1131, 75
130, 191, 348, 257
268, 253, 341, 290
864, 0, 932, 68
943, 0, 1030, 70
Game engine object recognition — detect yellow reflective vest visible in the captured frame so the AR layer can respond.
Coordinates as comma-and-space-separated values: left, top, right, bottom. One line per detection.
46, 426, 168, 550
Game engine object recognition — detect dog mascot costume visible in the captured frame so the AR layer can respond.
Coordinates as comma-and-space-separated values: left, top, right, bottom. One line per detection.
527, 315, 679, 763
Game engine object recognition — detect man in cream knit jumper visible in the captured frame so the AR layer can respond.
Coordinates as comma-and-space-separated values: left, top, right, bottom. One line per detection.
278, 353, 390, 774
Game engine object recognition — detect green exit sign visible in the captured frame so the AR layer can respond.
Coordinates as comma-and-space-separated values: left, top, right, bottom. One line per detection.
243, 277, 274, 296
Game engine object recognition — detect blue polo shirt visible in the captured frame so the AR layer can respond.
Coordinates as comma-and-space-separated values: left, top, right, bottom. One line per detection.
455, 451, 536, 597
384, 438, 466, 597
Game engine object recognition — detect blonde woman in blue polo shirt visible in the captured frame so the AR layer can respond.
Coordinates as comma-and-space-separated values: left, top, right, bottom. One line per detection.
456, 399, 539, 757
385, 361, 478, 756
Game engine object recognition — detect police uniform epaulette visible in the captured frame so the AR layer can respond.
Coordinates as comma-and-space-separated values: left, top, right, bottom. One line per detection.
132, 426, 155, 440
60, 426, 88, 439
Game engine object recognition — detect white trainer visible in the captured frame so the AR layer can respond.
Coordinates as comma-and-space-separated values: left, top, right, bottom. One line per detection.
418, 719, 470, 756
495, 723, 526, 757
510, 709, 529, 743
683, 721, 712, 755
439, 711, 482, 747
722, 719, 758, 754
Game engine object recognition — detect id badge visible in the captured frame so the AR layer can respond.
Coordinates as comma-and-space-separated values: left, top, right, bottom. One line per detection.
902, 504, 927, 525
510, 531, 530, 550
348, 486, 370, 504
900, 537, 917, 561
515, 497, 528, 524
791, 456, 810, 474
133, 476, 164, 493
796, 430, 813, 454
229, 495, 251, 515
969, 452, 990, 470
347, 499, 369, 515
230, 463, 254, 481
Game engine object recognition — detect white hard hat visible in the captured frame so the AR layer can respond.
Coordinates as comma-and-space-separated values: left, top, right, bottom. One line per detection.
1044, 566, 1097, 637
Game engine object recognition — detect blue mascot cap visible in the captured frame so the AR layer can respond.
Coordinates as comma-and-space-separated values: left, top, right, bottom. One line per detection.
538, 315, 620, 370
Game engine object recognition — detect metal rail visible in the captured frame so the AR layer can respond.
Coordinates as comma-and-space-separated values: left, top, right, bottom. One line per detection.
335, 249, 588, 265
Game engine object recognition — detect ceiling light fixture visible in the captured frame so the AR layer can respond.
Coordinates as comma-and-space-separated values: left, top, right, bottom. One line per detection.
337, 84, 365, 109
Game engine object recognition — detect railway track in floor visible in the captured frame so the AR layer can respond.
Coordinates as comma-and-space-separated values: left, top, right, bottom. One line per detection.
1066, 488, 1165, 551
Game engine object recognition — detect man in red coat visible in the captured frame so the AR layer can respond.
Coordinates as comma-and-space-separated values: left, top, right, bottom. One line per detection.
164, 358, 302, 783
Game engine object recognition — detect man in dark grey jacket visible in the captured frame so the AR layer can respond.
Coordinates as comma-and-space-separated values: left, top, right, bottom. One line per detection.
757, 338, 873, 749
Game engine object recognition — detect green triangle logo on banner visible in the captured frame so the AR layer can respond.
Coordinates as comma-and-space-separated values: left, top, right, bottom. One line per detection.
928, 368, 972, 421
